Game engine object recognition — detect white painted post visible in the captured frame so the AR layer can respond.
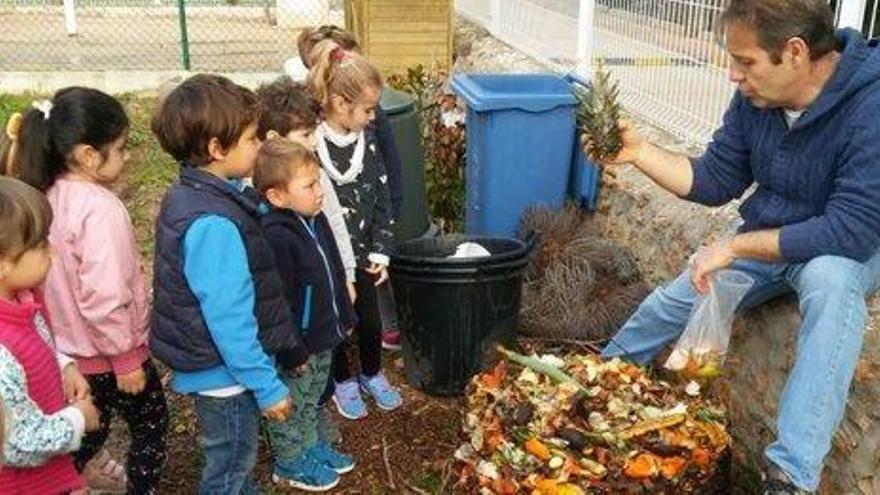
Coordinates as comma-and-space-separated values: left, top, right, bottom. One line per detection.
63, 0, 77, 36
576, 0, 595, 77
837, 0, 867, 29
489, 0, 501, 36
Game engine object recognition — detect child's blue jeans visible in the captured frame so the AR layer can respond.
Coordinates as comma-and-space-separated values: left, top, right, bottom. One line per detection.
603, 252, 880, 491
193, 392, 261, 495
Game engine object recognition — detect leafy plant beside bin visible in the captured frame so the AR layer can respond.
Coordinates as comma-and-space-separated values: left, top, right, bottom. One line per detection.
388, 65, 467, 233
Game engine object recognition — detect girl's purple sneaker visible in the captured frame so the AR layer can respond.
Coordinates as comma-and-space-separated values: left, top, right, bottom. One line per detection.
358, 372, 402, 411
332, 379, 367, 420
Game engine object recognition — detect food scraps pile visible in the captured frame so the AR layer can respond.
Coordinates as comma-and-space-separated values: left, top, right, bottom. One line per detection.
455, 348, 730, 494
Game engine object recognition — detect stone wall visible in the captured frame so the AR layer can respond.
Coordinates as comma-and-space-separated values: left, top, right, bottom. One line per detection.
596, 164, 880, 494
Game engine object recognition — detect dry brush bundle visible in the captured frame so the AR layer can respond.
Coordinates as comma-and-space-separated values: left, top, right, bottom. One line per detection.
519, 206, 649, 342
520, 204, 587, 280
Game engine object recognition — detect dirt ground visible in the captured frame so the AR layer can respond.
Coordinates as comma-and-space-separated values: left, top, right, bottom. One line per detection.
150, 358, 464, 494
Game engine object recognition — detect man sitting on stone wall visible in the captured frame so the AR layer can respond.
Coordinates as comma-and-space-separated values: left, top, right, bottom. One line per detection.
593, 0, 880, 493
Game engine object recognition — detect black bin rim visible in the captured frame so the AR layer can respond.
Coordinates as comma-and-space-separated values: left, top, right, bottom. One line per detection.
390, 257, 530, 284
391, 234, 534, 269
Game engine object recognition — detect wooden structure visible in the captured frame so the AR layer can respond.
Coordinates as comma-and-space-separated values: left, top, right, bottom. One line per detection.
345, 0, 453, 76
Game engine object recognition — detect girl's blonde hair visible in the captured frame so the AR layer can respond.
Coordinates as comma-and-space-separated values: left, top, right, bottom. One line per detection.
297, 25, 360, 69
307, 40, 382, 110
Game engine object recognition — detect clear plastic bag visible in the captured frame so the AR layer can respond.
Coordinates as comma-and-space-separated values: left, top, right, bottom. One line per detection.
664, 269, 754, 377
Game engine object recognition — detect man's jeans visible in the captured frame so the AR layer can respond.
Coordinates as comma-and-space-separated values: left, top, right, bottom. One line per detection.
603, 253, 880, 491
193, 392, 261, 495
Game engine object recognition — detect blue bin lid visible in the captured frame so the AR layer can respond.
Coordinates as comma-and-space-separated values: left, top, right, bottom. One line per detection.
450, 73, 577, 113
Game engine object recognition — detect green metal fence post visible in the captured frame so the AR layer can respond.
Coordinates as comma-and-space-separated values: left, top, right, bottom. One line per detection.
178, 0, 191, 70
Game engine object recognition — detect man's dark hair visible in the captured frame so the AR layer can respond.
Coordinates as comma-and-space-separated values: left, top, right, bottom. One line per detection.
717, 0, 837, 63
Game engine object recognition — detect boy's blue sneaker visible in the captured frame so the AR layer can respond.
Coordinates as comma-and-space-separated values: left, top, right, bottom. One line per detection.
332, 379, 368, 420
359, 372, 403, 411
307, 442, 355, 474
272, 456, 339, 492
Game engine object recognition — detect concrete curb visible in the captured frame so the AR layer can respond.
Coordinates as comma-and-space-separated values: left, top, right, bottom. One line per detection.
0, 70, 283, 94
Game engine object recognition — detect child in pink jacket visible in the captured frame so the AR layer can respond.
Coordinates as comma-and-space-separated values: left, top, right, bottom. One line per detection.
10, 88, 168, 494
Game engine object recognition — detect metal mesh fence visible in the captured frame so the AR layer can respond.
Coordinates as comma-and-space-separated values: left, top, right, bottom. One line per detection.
0, 0, 344, 72
456, 0, 733, 144
497, 0, 580, 61
456, 0, 732, 146
455, 0, 874, 147
866, 0, 880, 37
592, 0, 732, 146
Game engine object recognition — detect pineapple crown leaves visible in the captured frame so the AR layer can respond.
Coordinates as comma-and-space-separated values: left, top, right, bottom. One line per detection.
576, 62, 624, 164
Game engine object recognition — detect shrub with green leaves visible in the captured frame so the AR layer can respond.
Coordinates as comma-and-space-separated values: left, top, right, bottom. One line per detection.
388, 65, 466, 233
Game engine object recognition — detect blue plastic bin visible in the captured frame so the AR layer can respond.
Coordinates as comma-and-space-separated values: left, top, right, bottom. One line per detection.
567, 74, 601, 210
569, 137, 602, 210
451, 74, 577, 236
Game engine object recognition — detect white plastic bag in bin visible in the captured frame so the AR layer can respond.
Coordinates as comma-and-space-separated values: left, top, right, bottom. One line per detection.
664, 269, 754, 376
447, 242, 491, 259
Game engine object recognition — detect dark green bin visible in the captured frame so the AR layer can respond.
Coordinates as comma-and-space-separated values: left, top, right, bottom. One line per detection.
379, 87, 434, 240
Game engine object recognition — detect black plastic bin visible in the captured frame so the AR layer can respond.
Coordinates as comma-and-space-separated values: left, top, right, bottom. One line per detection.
390, 235, 533, 396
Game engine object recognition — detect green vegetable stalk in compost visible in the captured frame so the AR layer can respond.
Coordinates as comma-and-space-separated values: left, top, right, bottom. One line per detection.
497, 346, 586, 392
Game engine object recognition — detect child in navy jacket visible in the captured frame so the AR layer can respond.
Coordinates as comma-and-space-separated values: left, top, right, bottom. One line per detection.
254, 139, 357, 492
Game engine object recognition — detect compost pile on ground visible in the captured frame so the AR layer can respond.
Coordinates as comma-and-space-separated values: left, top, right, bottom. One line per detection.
455, 348, 730, 494
519, 205, 649, 342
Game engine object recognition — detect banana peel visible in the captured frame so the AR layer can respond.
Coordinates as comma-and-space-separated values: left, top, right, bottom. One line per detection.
617, 413, 687, 440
